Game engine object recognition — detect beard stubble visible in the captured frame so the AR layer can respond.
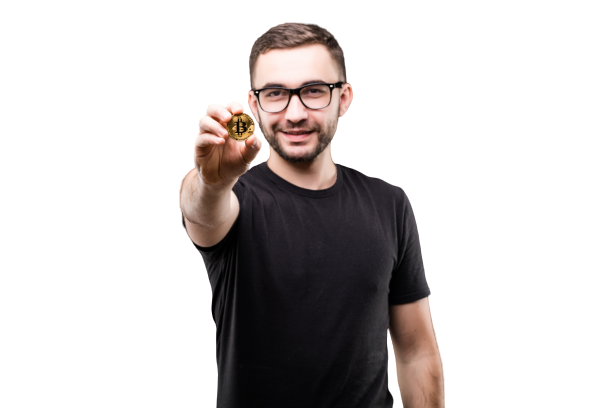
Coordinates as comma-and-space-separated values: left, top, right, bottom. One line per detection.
258, 114, 339, 163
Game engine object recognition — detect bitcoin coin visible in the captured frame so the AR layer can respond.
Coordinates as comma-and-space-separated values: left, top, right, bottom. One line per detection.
226, 113, 255, 141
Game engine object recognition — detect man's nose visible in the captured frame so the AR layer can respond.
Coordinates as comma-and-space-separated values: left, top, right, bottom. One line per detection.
284, 94, 308, 123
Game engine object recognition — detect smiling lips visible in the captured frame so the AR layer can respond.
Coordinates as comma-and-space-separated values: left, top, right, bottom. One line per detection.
281, 130, 313, 142
283, 129, 311, 135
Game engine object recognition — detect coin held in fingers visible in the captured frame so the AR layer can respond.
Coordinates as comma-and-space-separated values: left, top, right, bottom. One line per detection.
227, 113, 255, 141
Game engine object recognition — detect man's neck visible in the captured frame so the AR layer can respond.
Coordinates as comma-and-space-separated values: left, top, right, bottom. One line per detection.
266, 155, 337, 190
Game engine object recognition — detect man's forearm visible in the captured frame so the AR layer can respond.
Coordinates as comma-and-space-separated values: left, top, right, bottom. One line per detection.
396, 353, 444, 408
179, 168, 236, 228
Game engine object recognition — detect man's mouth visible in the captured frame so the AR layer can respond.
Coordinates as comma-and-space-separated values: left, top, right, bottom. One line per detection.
281, 130, 313, 141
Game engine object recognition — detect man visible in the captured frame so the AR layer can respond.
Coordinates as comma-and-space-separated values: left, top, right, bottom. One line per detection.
180, 23, 444, 408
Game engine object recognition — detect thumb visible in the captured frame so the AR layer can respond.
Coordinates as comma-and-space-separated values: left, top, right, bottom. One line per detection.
240, 136, 262, 165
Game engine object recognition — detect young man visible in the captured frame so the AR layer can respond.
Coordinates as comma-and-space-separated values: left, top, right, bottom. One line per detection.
180, 23, 444, 408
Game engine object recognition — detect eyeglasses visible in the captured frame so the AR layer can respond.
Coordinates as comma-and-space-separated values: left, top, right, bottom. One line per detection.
252, 82, 345, 113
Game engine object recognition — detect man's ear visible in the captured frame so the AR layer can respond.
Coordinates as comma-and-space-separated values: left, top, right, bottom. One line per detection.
338, 83, 353, 117
248, 91, 261, 123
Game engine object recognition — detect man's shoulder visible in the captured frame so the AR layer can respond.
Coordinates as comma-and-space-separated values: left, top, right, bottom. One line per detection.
338, 163, 407, 202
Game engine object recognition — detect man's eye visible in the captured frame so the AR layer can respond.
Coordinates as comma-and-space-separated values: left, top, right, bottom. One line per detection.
264, 90, 281, 97
303, 87, 327, 97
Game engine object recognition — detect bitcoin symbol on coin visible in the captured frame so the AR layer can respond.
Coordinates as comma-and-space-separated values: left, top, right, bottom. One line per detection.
227, 113, 255, 141
236, 118, 246, 135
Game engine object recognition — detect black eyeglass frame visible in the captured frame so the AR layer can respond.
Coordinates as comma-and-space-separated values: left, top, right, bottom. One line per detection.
252, 82, 345, 113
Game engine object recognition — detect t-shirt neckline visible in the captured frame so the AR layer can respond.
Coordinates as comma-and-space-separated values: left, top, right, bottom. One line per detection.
258, 161, 343, 198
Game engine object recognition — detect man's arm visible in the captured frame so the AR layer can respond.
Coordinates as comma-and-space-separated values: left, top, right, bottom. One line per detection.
180, 168, 240, 248
389, 297, 444, 408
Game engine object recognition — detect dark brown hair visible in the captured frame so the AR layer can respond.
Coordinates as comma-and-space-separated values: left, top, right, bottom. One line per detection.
249, 23, 346, 86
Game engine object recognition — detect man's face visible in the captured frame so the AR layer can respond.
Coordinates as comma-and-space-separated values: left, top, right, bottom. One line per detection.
248, 44, 352, 163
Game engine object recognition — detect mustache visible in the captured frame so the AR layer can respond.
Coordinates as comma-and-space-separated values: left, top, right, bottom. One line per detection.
271, 120, 321, 133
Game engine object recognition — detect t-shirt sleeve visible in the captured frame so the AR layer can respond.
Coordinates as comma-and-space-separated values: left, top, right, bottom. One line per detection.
388, 190, 431, 305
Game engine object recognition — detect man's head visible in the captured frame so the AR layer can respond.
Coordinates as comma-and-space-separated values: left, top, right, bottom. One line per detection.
247, 23, 352, 164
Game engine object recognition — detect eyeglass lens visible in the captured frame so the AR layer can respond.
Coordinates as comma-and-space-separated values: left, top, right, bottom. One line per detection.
259, 84, 332, 112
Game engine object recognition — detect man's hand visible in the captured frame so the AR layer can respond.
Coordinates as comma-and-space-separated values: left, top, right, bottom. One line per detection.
196, 101, 262, 186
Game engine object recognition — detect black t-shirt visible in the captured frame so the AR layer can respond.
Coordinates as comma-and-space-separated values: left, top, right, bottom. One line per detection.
183, 161, 430, 408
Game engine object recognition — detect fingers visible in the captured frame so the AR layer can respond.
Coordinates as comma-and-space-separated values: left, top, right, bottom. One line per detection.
240, 136, 262, 165
199, 116, 228, 137
226, 101, 244, 116
206, 103, 233, 124
202, 101, 245, 136
206, 101, 244, 124
193, 134, 225, 156
244, 134, 258, 149
240, 135, 262, 163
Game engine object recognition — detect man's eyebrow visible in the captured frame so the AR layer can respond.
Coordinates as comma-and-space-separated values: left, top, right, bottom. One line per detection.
259, 79, 329, 89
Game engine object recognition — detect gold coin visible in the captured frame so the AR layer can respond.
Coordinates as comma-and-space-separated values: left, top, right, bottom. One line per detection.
226, 113, 255, 141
